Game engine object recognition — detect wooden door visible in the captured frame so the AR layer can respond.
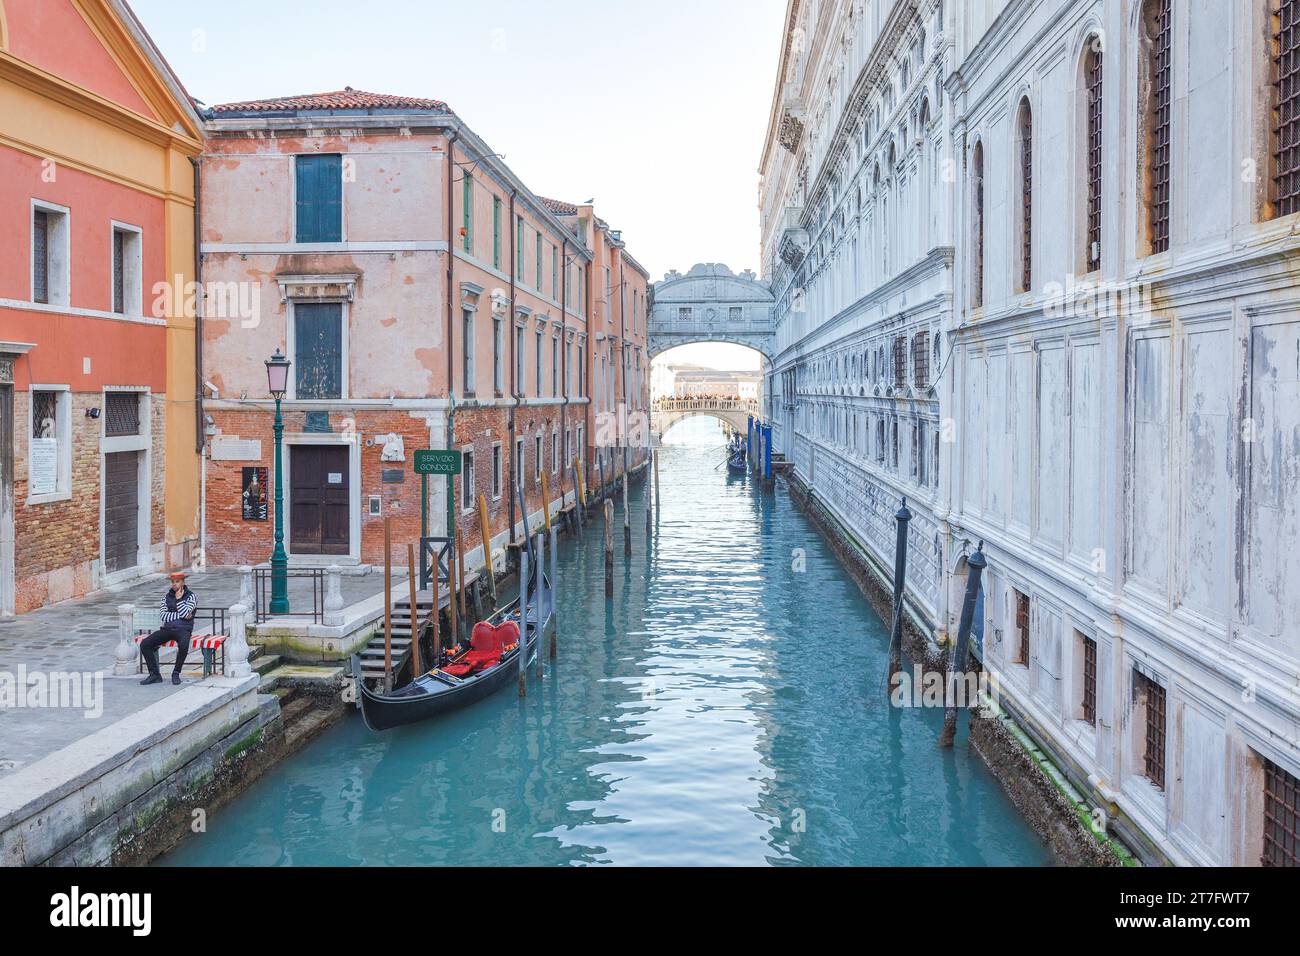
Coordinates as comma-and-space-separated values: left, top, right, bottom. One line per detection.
290, 445, 350, 555
103, 450, 140, 572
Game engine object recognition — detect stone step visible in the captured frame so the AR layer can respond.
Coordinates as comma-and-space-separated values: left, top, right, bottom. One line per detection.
252, 654, 282, 676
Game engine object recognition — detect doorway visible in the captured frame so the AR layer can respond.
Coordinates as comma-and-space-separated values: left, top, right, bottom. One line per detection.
289, 444, 350, 555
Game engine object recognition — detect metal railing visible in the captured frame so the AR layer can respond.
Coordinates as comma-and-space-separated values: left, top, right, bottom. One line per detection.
652, 398, 759, 414
253, 567, 324, 624
419, 536, 454, 592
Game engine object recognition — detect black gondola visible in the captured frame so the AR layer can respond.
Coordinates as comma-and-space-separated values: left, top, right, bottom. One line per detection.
354, 569, 553, 732
726, 450, 747, 475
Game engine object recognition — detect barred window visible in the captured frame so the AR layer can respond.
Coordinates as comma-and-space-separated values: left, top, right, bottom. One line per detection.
32, 390, 58, 439
1013, 589, 1030, 665
33, 210, 49, 304
912, 330, 930, 389
1017, 99, 1033, 291
1144, 0, 1172, 253
1135, 671, 1167, 790
1081, 634, 1098, 726
1274, 0, 1300, 215
1085, 40, 1104, 271
893, 336, 907, 388
971, 141, 985, 306
104, 392, 141, 437
1263, 758, 1299, 866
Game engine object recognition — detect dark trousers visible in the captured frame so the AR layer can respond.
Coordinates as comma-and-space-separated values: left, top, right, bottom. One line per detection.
140, 626, 192, 678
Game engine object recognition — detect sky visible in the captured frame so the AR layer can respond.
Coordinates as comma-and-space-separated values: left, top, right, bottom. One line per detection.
132, 0, 786, 294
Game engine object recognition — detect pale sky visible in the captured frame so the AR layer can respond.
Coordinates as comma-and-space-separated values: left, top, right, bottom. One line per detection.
132, 0, 786, 290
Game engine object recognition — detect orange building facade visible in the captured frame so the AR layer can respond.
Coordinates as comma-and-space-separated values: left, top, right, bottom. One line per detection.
0, 0, 202, 615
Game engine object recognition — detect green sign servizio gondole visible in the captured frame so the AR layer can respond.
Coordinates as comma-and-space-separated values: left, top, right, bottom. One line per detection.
413, 449, 462, 476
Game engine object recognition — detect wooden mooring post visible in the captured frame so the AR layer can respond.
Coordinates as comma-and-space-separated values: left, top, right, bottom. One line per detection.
478, 492, 497, 606
623, 468, 631, 557
540, 470, 553, 533
886, 497, 912, 689
549, 524, 558, 658
940, 542, 986, 748
518, 542, 529, 697
383, 517, 393, 694
604, 499, 614, 598
431, 541, 442, 666
407, 543, 422, 676
535, 530, 546, 679
457, 533, 467, 625
646, 449, 653, 535
653, 448, 660, 508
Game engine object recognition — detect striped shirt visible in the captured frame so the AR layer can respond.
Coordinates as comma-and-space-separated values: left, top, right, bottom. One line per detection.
159, 587, 197, 626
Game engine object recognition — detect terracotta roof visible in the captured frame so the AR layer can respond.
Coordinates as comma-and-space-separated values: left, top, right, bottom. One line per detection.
538, 196, 580, 216
210, 87, 450, 114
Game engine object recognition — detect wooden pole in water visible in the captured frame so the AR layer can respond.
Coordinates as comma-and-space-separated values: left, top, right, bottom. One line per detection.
407, 543, 422, 675
518, 541, 529, 697
576, 458, 587, 512
535, 530, 545, 679
646, 449, 653, 535
623, 470, 631, 556
604, 499, 614, 598
457, 533, 467, 624
430, 542, 441, 663
383, 517, 393, 694
653, 448, 660, 509
886, 497, 912, 689
569, 458, 583, 536
478, 492, 497, 606
549, 524, 558, 658
448, 537, 459, 649
940, 543, 986, 748
540, 470, 552, 532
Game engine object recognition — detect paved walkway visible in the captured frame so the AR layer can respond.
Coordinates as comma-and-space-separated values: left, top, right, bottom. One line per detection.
0, 566, 402, 780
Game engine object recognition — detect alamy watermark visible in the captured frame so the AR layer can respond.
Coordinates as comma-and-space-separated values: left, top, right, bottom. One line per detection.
0, 666, 103, 719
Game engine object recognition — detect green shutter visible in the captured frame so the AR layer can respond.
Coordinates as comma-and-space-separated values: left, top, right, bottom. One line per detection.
296, 154, 342, 243
493, 199, 501, 269
462, 173, 472, 252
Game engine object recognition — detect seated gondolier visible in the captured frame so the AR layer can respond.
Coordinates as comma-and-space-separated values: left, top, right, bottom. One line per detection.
140, 571, 197, 686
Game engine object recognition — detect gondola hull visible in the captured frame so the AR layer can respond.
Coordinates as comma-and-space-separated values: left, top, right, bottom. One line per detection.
726, 454, 747, 475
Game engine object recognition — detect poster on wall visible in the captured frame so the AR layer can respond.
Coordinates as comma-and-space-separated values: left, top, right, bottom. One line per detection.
29, 438, 58, 495
241, 466, 268, 521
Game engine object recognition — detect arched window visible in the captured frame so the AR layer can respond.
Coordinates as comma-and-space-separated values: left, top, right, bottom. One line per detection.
972, 140, 985, 308
1143, 0, 1172, 253
1084, 38, 1104, 272
1017, 98, 1033, 292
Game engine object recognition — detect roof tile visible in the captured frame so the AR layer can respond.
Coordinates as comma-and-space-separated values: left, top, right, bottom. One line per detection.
211, 87, 450, 114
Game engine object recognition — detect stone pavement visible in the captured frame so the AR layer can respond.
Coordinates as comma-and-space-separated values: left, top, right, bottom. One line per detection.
0, 566, 403, 781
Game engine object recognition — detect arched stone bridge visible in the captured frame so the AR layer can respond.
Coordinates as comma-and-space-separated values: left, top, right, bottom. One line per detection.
652, 397, 760, 437
650, 263, 776, 361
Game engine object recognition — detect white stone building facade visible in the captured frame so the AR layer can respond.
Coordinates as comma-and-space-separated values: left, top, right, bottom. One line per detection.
761, 0, 1300, 866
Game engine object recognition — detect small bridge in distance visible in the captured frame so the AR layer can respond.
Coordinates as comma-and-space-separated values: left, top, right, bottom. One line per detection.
652, 397, 759, 438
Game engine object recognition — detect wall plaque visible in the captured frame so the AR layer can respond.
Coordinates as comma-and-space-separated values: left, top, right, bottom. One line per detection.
29, 438, 57, 495
212, 436, 262, 461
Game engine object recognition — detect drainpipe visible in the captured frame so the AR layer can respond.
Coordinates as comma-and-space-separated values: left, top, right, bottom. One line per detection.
507, 189, 519, 544
445, 130, 459, 545
559, 237, 569, 505
191, 156, 205, 566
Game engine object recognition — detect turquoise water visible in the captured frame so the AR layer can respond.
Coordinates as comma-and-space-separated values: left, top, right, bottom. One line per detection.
160, 417, 1051, 866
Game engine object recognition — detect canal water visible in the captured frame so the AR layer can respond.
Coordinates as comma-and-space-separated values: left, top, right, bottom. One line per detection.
160, 417, 1051, 866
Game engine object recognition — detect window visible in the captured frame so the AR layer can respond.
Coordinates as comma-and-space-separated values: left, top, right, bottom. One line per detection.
493, 315, 504, 395
1143, 0, 1172, 254
110, 225, 142, 316
889, 419, 898, 469
515, 324, 526, 396
552, 246, 558, 297
1273, 0, 1300, 216
28, 388, 71, 500
462, 308, 476, 395
577, 343, 585, 397
576, 425, 584, 465
1013, 589, 1030, 665
678, 307, 693, 321
293, 303, 344, 399
1085, 42, 1104, 271
971, 141, 985, 307
514, 436, 525, 491
565, 427, 572, 468
104, 391, 141, 437
493, 198, 502, 269
1135, 671, 1167, 790
534, 434, 542, 481
516, 215, 525, 280
1081, 634, 1098, 726
551, 432, 559, 474
893, 336, 907, 388
535, 329, 543, 397
913, 330, 930, 389
31, 203, 69, 306
536, 231, 543, 290
462, 173, 473, 252
295, 154, 343, 243
1017, 99, 1033, 291
729, 306, 743, 322
565, 340, 573, 396
491, 443, 502, 499
917, 420, 928, 485
909, 423, 918, 478
462, 450, 476, 511
1262, 758, 1299, 866
551, 336, 559, 396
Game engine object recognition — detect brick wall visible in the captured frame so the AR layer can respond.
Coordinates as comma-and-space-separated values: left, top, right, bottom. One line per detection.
12, 389, 166, 612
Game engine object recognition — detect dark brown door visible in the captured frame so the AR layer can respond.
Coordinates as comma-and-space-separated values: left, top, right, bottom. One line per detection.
290, 445, 350, 555
103, 451, 139, 572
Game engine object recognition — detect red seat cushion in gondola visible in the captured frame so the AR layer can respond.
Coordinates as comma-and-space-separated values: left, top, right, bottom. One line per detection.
441, 620, 521, 676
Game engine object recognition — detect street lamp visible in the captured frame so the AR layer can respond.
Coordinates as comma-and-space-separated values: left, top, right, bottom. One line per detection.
265, 349, 291, 614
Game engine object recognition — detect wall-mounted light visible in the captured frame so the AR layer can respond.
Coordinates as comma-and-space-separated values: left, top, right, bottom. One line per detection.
85, 407, 101, 419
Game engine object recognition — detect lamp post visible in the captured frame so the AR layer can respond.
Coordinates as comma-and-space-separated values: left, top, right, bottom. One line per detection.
265, 349, 291, 614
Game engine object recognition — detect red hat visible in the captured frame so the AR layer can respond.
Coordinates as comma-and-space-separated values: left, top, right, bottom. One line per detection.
169, 571, 187, 581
